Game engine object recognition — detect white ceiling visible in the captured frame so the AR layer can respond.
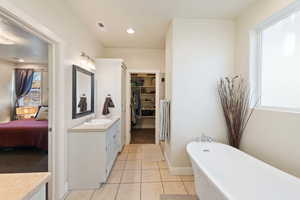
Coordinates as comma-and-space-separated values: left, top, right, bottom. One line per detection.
66, 0, 256, 49
0, 15, 48, 64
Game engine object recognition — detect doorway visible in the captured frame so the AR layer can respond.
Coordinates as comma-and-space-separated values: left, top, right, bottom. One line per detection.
0, 2, 63, 199
130, 73, 156, 144
0, 14, 50, 173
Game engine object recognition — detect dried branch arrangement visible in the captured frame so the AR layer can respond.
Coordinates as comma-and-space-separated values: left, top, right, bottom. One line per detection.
218, 76, 255, 149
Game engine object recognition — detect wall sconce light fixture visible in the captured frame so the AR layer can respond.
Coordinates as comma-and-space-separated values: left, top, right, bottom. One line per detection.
80, 52, 96, 70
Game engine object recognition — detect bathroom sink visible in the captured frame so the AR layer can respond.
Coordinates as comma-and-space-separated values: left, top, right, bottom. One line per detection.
84, 119, 112, 125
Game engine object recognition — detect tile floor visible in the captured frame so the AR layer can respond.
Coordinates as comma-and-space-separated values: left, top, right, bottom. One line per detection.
65, 144, 195, 200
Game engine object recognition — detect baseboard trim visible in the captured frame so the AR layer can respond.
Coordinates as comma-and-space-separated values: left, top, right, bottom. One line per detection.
164, 151, 193, 175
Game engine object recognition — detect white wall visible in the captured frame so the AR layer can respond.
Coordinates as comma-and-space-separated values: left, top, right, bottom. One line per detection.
104, 48, 165, 72
96, 59, 123, 118
104, 48, 165, 133
0, 60, 14, 122
165, 25, 173, 101
165, 19, 235, 172
236, 0, 300, 178
164, 22, 174, 166
241, 109, 300, 177
4, 0, 104, 199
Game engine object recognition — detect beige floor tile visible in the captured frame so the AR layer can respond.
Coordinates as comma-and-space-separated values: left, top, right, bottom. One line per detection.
142, 149, 161, 154
92, 184, 119, 200
116, 183, 140, 200
127, 153, 143, 160
158, 161, 168, 169
143, 153, 163, 162
162, 182, 187, 195
180, 175, 194, 181
129, 148, 143, 153
160, 169, 181, 181
122, 146, 130, 153
125, 160, 142, 170
112, 161, 126, 170
142, 169, 161, 182
128, 144, 141, 147
128, 148, 138, 153
66, 190, 94, 200
107, 170, 123, 183
142, 161, 159, 170
142, 144, 159, 149
141, 182, 163, 200
183, 182, 196, 195
121, 170, 141, 183
117, 152, 128, 161
128, 145, 140, 152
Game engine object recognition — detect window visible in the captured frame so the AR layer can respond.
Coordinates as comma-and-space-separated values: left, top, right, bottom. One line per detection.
258, 10, 300, 109
19, 72, 42, 107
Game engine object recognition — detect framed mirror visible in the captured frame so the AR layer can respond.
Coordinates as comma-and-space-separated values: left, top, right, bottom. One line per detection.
72, 65, 95, 119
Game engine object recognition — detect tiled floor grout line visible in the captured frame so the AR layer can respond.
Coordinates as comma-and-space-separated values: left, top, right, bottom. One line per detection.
158, 163, 165, 194
109, 152, 126, 200
88, 189, 97, 200
181, 179, 189, 195
158, 144, 166, 195
140, 167, 142, 200
114, 160, 127, 200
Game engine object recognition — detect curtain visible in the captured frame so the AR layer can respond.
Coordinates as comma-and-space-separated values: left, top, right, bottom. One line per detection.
13, 69, 34, 119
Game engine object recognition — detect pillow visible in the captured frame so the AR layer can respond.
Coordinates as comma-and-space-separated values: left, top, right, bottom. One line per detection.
36, 106, 48, 121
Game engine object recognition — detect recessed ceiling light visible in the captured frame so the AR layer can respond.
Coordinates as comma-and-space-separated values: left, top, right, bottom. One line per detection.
126, 28, 135, 34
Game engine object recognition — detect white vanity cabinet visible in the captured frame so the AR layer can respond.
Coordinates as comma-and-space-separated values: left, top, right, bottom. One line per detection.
68, 118, 121, 190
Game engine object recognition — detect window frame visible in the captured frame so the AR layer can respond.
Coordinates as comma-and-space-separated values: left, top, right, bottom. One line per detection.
253, 2, 300, 112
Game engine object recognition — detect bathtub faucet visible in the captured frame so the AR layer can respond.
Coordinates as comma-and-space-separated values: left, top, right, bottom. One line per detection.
201, 134, 214, 143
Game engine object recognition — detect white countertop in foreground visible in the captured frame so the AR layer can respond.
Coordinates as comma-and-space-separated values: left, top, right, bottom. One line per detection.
0, 172, 50, 200
69, 117, 120, 132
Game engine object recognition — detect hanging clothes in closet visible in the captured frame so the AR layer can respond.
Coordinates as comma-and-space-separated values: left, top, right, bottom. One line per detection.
131, 87, 141, 126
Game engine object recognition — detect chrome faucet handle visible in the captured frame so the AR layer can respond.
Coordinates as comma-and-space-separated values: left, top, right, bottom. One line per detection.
201, 134, 214, 143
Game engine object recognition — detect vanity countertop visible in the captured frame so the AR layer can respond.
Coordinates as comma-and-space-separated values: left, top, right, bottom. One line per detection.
0, 172, 50, 200
69, 116, 120, 132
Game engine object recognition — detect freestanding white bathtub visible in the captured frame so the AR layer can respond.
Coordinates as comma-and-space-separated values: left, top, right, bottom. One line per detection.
187, 142, 300, 200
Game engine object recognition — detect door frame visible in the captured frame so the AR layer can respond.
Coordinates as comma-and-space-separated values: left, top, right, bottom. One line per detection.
126, 69, 161, 145
0, 1, 64, 199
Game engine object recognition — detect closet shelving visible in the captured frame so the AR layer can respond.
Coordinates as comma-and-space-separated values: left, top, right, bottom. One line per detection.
131, 73, 156, 119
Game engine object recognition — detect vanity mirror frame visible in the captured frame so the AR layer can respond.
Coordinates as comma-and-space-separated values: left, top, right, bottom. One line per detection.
72, 65, 95, 119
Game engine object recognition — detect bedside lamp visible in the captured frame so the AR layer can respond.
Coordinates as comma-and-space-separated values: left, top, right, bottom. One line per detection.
16, 107, 38, 119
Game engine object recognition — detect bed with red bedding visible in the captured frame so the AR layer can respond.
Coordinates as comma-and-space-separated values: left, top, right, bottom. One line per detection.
0, 119, 48, 151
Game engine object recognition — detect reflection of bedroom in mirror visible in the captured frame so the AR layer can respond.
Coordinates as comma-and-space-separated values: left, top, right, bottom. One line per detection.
72, 65, 95, 119
0, 14, 49, 173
